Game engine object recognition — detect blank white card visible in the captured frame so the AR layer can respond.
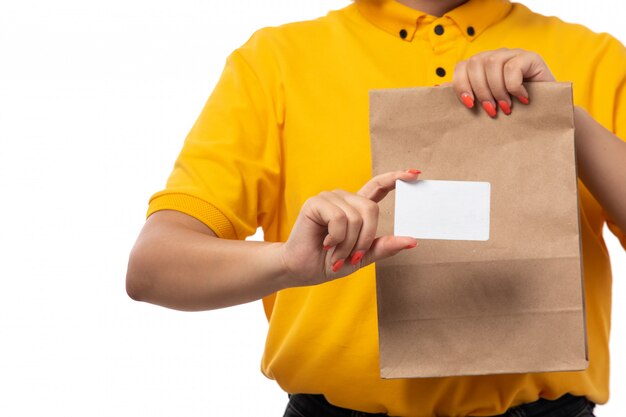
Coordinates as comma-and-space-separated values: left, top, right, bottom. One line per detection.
394, 179, 491, 241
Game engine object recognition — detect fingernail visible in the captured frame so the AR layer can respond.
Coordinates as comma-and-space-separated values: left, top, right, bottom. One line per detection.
461, 92, 474, 109
405, 241, 418, 249
407, 169, 421, 175
323, 245, 332, 250
498, 100, 511, 115
332, 259, 344, 272
350, 251, 365, 265
517, 95, 529, 105
481, 101, 497, 118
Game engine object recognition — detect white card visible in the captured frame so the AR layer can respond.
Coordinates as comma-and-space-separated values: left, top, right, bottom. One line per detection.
394, 179, 491, 241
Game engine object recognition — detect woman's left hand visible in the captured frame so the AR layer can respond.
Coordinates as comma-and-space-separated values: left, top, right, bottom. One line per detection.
449, 48, 556, 117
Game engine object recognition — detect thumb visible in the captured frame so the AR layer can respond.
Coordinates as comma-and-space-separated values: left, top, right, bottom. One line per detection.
360, 235, 418, 267
358, 169, 421, 203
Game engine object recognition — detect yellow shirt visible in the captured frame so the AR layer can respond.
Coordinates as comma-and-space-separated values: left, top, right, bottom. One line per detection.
146, 0, 626, 415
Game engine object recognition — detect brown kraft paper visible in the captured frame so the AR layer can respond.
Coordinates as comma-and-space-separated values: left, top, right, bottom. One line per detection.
368, 82, 587, 378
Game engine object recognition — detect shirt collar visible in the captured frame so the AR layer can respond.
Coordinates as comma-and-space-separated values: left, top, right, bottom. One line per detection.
355, 0, 512, 42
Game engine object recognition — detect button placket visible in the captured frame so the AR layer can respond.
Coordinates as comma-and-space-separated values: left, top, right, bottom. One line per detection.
428, 19, 457, 81
427, 20, 450, 47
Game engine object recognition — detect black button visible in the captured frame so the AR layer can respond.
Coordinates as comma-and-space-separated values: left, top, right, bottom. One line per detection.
434, 25, 444, 35
467, 26, 475, 36
436, 67, 446, 77
399, 29, 408, 39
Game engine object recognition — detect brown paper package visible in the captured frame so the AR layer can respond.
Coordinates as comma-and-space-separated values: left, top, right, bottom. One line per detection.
369, 82, 588, 378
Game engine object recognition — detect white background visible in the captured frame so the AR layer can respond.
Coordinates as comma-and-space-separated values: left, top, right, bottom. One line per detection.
0, 1, 624, 416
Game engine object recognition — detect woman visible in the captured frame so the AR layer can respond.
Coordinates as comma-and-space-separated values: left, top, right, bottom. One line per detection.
126, 0, 626, 415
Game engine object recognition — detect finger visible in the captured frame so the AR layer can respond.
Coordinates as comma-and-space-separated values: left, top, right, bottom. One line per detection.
502, 51, 556, 105
452, 60, 475, 109
320, 191, 363, 267
516, 50, 556, 82
332, 190, 380, 266
466, 54, 497, 118
484, 49, 519, 116
358, 169, 421, 202
304, 196, 347, 249
360, 235, 419, 267
503, 55, 531, 104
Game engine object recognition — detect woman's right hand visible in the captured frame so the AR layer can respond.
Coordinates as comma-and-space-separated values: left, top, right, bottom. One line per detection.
278, 169, 421, 287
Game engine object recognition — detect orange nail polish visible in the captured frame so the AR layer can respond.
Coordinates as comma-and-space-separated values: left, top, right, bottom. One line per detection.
517, 95, 529, 105
332, 259, 344, 272
498, 100, 511, 115
350, 251, 365, 265
323, 245, 332, 250
461, 93, 474, 109
482, 101, 497, 118
407, 169, 421, 175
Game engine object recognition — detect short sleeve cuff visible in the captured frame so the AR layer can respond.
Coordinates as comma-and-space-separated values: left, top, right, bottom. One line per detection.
147, 192, 238, 240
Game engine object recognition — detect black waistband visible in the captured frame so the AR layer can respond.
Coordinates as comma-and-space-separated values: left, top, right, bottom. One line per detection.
287, 392, 595, 417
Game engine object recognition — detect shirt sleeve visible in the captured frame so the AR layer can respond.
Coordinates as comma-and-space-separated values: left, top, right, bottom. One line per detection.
146, 44, 282, 240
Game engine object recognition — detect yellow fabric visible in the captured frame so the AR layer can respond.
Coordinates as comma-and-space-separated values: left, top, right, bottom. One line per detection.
146, 0, 626, 415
